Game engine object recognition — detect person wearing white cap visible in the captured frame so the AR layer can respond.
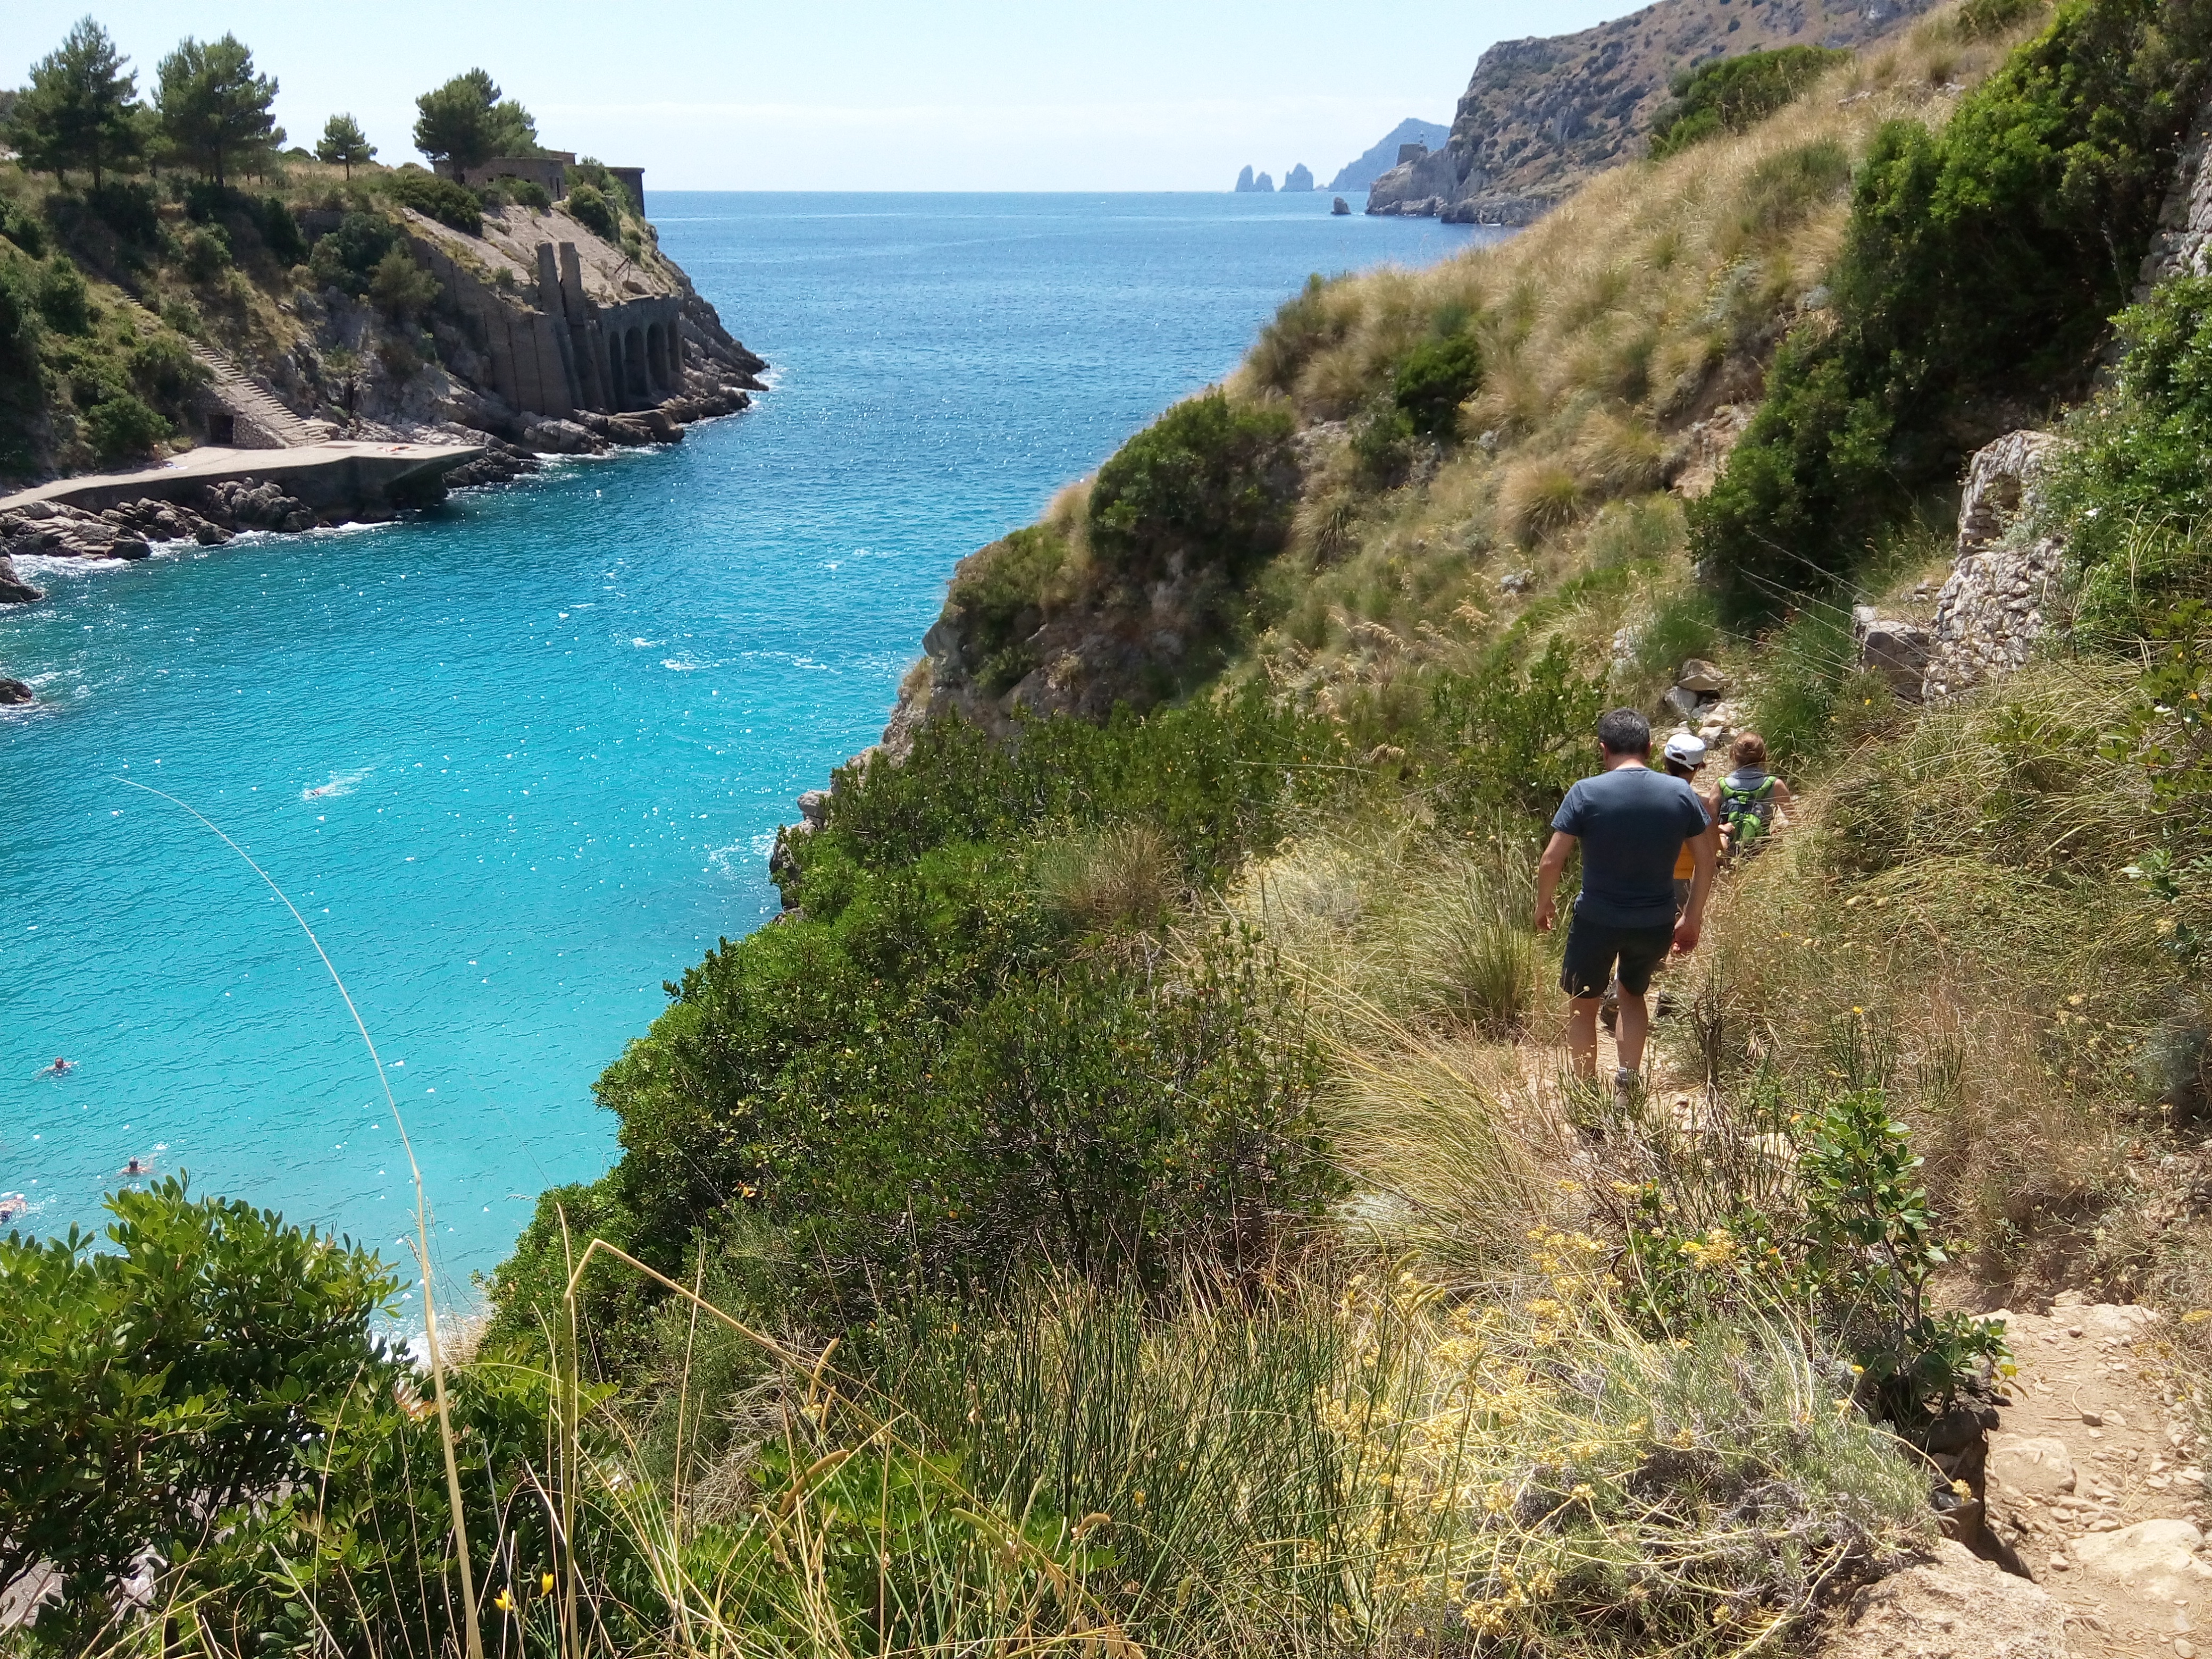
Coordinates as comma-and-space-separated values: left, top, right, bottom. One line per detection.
1661, 732, 1721, 918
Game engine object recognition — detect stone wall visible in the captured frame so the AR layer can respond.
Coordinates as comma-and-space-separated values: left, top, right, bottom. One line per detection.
1921, 429, 2068, 702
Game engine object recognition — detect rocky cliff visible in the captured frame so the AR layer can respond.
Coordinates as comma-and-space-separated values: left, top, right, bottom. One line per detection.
1327, 119, 1451, 193
1367, 0, 1942, 223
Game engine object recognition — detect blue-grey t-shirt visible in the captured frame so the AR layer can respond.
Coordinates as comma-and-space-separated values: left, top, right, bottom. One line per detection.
1552, 766, 1711, 928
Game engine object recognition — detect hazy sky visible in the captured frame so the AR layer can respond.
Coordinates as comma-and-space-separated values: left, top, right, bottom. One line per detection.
3, 1, 1638, 191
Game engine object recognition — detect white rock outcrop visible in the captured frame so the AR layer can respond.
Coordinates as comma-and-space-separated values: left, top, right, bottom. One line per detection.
1922, 429, 2067, 703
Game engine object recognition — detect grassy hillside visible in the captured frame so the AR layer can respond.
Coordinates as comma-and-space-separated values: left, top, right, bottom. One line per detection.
16, 1, 2212, 1653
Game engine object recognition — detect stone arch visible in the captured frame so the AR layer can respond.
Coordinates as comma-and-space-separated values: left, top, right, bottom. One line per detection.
647, 322, 669, 392
624, 326, 647, 403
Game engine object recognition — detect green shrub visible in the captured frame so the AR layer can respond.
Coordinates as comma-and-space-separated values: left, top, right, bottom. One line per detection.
1249, 271, 1344, 393
32, 254, 88, 332
307, 209, 397, 295
1695, 0, 2212, 617
1088, 390, 1296, 583
83, 390, 169, 459
381, 166, 483, 235
2046, 274, 2212, 635
563, 181, 619, 241
127, 330, 206, 405
180, 222, 231, 282
367, 244, 441, 320
945, 522, 1067, 693
0, 1179, 400, 1631
257, 193, 305, 265
1390, 330, 1482, 438
0, 262, 38, 379
0, 195, 47, 256
1649, 46, 1850, 160
1616, 1085, 2008, 1425
494, 174, 551, 210
1422, 636, 1610, 822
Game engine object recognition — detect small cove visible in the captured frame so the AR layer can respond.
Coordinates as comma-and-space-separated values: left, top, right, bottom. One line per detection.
0, 191, 1486, 1302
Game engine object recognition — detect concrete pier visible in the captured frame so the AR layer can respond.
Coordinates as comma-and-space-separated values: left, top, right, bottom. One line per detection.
0, 440, 484, 517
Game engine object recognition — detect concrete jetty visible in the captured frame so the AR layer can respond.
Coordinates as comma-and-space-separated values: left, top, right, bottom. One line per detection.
0, 439, 484, 518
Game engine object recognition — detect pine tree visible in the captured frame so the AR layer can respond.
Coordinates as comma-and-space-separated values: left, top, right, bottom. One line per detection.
5, 17, 143, 190
315, 113, 376, 180
412, 70, 537, 180
155, 35, 282, 189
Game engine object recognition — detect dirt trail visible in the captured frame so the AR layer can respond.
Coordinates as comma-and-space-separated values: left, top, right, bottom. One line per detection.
1980, 1296, 2212, 1656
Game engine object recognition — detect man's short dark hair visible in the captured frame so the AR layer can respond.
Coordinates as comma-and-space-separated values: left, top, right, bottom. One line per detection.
1596, 707, 1651, 756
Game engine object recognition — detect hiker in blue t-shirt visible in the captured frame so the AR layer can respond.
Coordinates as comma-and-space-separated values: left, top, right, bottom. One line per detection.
1534, 707, 1715, 1097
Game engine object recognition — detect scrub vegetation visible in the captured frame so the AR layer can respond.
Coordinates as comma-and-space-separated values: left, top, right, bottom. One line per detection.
21, 0, 2212, 1654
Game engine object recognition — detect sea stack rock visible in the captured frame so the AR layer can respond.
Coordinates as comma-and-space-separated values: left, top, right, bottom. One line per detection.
1331, 196, 1351, 215
1254, 171, 1276, 192
1234, 165, 1257, 192
1284, 163, 1314, 191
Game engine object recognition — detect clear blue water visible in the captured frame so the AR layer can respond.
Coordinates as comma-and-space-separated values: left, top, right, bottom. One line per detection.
0, 192, 1483, 1302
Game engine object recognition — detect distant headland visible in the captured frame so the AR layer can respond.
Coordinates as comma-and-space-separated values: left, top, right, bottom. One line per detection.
0, 34, 766, 652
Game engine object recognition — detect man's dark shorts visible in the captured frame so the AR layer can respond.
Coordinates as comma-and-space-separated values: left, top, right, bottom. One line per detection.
1560, 914, 1675, 999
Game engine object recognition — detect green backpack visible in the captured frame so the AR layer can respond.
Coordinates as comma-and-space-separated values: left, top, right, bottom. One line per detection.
1719, 775, 1778, 850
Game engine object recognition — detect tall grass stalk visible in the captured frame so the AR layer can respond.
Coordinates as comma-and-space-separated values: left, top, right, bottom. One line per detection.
117, 777, 487, 1659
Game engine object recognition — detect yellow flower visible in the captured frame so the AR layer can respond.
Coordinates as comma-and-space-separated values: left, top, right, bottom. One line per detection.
1951, 1479, 1970, 1497
493, 1590, 514, 1614
2182, 1309, 2212, 1326
542, 1572, 556, 1595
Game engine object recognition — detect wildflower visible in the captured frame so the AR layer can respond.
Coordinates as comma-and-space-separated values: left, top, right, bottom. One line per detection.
1952, 1479, 1971, 1497
493, 1590, 515, 1614
2182, 1310, 2212, 1326
541, 1572, 556, 1595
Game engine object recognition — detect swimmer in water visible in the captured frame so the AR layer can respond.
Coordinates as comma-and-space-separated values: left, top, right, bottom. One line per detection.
122, 1155, 146, 1177
48, 1057, 72, 1076
0, 1194, 22, 1224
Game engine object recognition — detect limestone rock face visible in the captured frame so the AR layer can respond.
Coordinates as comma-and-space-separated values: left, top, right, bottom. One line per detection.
1853, 607, 1932, 702
2140, 86, 2212, 294
1283, 163, 1314, 191
1818, 1540, 2068, 1659
1923, 430, 2066, 703
1234, 165, 1257, 192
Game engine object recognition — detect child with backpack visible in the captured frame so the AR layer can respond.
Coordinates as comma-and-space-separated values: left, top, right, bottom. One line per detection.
1716, 732, 1795, 859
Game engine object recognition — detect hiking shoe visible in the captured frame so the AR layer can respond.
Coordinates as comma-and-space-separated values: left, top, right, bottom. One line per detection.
1613, 1066, 1641, 1106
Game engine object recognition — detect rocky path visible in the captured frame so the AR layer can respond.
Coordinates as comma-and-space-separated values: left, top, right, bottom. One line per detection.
1980, 1296, 2212, 1656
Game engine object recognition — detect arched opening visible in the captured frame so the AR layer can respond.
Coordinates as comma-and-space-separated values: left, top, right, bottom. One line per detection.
605, 331, 626, 410
646, 323, 667, 393
627, 327, 649, 403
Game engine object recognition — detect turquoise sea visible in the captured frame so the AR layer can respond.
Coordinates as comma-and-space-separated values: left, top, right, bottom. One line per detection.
0, 192, 1485, 1303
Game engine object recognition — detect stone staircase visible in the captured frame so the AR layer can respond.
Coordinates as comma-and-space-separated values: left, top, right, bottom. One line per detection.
114, 294, 336, 449
186, 342, 337, 447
